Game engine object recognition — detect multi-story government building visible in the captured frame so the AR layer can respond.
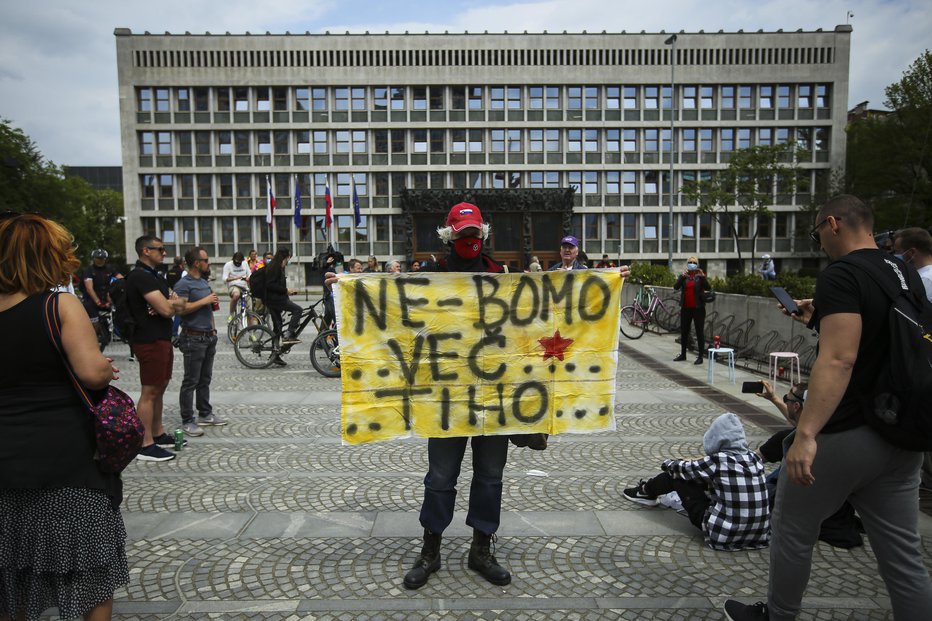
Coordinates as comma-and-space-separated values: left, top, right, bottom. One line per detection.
115, 26, 851, 284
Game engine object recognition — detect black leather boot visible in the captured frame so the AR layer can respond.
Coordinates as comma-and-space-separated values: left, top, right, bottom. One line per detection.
467, 529, 511, 586
403, 528, 442, 589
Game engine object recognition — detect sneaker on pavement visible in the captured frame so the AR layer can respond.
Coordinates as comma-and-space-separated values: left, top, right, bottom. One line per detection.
272, 356, 287, 366
153, 432, 187, 447
136, 444, 176, 462
723, 600, 769, 621
198, 414, 227, 426
622, 480, 659, 507
182, 422, 205, 437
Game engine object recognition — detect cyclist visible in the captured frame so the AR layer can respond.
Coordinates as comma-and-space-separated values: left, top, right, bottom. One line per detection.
264, 248, 302, 362
222, 251, 252, 322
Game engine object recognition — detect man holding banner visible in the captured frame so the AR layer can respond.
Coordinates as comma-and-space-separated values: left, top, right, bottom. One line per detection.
327, 202, 631, 591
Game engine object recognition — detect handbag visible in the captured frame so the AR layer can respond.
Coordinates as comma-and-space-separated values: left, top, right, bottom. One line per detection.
702, 290, 716, 303
43, 293, 144, 472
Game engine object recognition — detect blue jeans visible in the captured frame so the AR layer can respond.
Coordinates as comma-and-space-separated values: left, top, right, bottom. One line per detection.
178, 334, 217, 424
419, 435, 509, 535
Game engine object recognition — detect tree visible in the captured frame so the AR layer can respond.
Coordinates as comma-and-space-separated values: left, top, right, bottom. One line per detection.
846, 50, 932, 231
681, 143, 802, 274
0, 118, 125, 266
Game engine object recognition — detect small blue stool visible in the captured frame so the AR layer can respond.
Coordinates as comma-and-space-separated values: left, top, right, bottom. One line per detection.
707, 347, 736, 385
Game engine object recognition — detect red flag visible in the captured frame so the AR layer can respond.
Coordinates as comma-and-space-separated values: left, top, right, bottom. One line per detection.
324, 181, 333, 228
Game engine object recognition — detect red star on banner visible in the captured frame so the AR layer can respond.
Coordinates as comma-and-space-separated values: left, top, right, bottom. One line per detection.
538, 330, 574, 361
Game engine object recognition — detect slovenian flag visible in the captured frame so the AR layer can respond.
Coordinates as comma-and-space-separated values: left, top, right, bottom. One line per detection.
294, 176, 302, 228
351, 176, 361, 226
324, 180, 333, 228
266, 175, 276, 229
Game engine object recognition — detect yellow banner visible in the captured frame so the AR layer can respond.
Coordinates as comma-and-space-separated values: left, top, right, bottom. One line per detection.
334, 270, 622, 444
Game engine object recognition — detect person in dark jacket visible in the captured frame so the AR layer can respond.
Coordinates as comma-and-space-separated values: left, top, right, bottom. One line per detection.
264, 248, 302, 363
673, 256, 711, 364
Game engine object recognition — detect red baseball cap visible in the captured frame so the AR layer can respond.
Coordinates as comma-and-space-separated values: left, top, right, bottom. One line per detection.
446, 202, 484, 232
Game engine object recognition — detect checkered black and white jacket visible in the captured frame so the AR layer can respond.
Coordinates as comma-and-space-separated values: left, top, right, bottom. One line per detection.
662, 450, 770, 551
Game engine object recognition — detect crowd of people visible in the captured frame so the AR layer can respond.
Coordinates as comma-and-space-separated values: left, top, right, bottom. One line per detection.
3, 198, 932, 620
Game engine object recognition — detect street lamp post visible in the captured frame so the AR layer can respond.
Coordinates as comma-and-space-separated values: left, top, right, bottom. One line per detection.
664, 34, 677, 273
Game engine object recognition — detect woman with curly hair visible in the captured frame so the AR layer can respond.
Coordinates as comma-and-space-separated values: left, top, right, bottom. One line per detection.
0, 213, 129, 621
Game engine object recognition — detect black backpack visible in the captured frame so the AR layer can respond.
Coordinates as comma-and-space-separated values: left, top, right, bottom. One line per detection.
839, 253, 932, 451
249, 267, 267, 301
108, 277, 134, 340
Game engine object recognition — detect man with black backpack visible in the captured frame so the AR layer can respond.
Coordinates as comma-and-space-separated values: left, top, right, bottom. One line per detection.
724, 195, 932, 621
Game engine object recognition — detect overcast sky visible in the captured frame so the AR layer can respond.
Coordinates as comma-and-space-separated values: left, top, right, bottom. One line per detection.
0, 0, 928, 165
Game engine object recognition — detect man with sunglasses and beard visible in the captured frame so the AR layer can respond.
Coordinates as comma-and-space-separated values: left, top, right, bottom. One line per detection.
725, 195, 932, 620
124, 235, 186, 462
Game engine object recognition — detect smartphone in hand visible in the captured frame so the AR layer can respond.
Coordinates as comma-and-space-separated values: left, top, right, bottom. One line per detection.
770, 286, 801, 316
741, 381, 764, 393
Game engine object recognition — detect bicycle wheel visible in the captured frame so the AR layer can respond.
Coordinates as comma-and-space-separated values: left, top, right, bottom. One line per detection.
310, 329, 341, 378
620, 305, 646, 339
227, 310, 263, 344
234, 325, 277, 369
652, 299, 680, 333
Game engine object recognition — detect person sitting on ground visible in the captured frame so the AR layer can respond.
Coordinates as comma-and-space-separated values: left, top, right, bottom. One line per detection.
623, 412, 770, 551
759, 255, 777, 280
755, 380, 863, 549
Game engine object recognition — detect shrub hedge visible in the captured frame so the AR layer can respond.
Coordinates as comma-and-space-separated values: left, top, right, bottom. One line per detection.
628, 263, 816, 300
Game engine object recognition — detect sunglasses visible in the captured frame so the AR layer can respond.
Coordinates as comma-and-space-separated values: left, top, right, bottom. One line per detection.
146, 245, 168, 253
809, 216, 841, 244
782, 393, 803, 405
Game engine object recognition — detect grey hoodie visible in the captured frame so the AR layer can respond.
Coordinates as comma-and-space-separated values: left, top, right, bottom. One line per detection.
703, 412, 749, 455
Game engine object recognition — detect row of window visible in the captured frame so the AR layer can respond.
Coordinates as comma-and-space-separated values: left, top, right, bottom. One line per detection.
140, 126, 831, 157
131, 43, 836, 71
137, 83, 832, 114
140, 169, 828, 200
139, 211, 800, 261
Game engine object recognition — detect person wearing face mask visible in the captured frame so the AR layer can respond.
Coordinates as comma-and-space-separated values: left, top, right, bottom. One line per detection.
673, 256, 711, 364
400, 202, 513, 590
893, 227, 932, 302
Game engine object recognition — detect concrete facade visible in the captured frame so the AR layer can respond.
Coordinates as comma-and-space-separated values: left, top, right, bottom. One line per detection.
115, 26, 851, 284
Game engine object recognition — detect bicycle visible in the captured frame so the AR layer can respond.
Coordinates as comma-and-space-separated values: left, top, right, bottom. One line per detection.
233, 298, 330, 369
226, 285, 266, 344
309, 329, 341, 377
94, 305, 114, 352
620, 286, 675, 339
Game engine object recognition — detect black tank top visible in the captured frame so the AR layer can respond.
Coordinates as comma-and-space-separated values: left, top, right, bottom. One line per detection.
0, 293, 114, 498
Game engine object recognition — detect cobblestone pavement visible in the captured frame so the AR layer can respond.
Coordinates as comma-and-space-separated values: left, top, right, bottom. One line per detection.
81, 323, 932, 620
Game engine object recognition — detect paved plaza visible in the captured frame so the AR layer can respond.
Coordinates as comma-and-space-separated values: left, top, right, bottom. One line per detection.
95, 317, 932, 620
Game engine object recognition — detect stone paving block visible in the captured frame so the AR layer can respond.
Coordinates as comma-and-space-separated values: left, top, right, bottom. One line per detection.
103, 332, 928, 619
240, 511, 377, 537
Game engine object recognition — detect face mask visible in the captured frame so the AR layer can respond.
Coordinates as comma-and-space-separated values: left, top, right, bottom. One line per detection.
687, 263, 698, 270
453, 236, 482, 259
894, 250, 913, 264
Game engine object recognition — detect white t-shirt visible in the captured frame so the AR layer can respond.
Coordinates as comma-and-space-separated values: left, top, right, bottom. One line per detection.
222, 261, 251, 290
917, 264, 932, 302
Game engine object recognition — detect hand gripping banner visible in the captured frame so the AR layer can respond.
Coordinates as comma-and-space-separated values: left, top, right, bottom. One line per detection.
333, 270, 622, 444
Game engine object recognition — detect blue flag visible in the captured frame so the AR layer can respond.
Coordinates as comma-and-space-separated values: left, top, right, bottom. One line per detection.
294, 176, 302, 228
352, 176, 361, 226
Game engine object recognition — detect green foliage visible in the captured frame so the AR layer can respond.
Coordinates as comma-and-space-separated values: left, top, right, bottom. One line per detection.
628, 262, 676, 287
0, 118, 125, 266
846, 50, 932, 230
681, 143, 803, 273
708, 271, 816, 300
